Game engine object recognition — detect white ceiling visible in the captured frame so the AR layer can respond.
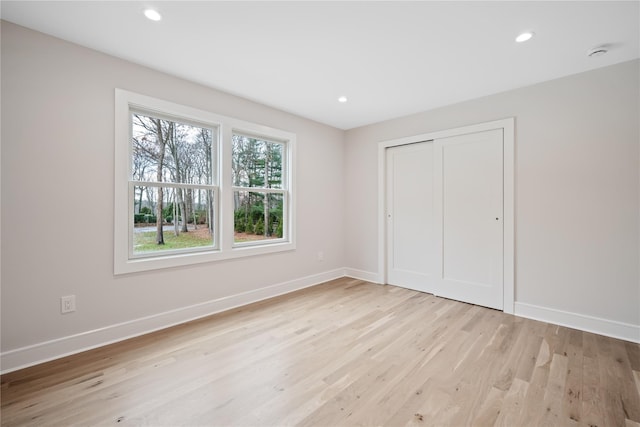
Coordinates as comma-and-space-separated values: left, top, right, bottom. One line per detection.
2, 1, 638, 130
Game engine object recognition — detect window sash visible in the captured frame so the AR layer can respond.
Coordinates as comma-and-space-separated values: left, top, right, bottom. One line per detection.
129, 111, 218, 186
131, 181, 217, 191
128, 182, 219, 259
231, 133, 288, 190
232, 189, 289, 248
231, 186, 286, 194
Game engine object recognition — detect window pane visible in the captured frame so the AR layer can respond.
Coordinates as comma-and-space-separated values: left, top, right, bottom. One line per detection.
132, 113, 215, 185
133, 186, 215, 254
232, 134, 283, 189
234, 191, 284, 243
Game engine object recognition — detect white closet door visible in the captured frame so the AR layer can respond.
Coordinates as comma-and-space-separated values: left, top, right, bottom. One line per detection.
436, 129, 504, 309
385, 128, 504, 310
386, 141, 437, 293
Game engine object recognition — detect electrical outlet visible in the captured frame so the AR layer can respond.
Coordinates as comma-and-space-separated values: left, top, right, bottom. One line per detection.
317, 251, 324, 262
61, 295, 76, 314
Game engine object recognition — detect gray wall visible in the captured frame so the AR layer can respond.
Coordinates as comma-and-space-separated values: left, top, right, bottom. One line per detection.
1, 22, 345, 368
345, 59, 639, 332
2, 20, 639, 370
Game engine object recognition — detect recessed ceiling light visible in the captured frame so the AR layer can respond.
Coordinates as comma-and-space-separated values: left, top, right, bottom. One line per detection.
338, 96, 348, 103
515, 32, 534, 43
144, 9, 162, 21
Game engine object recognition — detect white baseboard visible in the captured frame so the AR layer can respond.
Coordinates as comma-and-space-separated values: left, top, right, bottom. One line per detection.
0, 268, 345, 374
344, 268, 381, 283
515, 302, 640, 344
4, 271, 638, 374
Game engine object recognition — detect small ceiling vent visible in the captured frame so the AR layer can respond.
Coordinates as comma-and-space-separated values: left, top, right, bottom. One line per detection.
587, 46, 608, 57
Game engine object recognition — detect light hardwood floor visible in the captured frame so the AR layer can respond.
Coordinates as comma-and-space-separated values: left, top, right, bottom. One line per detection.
2, 278, 639, 426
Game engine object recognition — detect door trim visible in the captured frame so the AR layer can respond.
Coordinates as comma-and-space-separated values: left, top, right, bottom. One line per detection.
377, 118, 515, 314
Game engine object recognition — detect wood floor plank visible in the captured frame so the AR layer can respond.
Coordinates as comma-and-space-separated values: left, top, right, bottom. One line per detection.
597, 334, 631, 426
2, 278, 639, 426
581, 355, 605, 427
561, 342, 584, 424
608, 339, 640, 423
494, 377, 529, 427
536, 353, 569, 426
627, 342, 640, 371
472, 386, 507, 427
626, 419, 640, 427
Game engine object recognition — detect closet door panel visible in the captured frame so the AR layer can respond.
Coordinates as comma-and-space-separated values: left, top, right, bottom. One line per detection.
438, 129, 504, 309
385, 141, 436, 293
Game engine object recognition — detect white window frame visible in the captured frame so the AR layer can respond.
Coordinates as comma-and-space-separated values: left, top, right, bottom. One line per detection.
231, 132, 289, 248
114, 89, 296, 275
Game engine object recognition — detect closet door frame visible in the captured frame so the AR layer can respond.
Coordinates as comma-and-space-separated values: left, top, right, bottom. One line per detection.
377, 118, 515, 314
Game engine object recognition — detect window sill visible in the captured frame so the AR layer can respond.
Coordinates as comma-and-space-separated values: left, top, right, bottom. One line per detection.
115, 240, 296, 275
